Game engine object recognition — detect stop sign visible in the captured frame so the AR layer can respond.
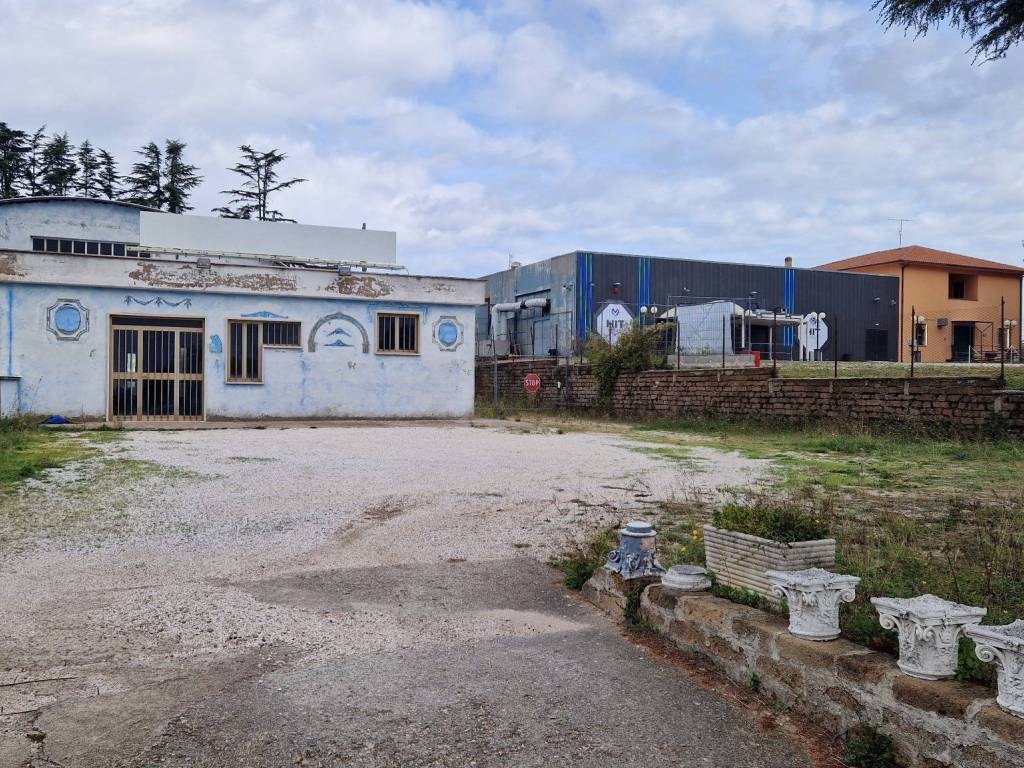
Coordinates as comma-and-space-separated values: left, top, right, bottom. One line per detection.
524, 373, 541, 393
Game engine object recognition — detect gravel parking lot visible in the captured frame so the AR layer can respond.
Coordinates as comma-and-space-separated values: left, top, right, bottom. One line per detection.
0, 420, 814, 767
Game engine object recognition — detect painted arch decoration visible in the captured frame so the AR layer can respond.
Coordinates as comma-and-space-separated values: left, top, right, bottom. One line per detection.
432, 315, 464, 351
307, 312, 370, 353
46, 298, 90, 341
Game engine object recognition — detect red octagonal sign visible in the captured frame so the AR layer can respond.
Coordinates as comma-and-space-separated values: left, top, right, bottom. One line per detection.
524, 373, 542, 393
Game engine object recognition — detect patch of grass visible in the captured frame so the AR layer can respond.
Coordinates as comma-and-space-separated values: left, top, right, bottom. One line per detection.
555, 525, 618, 590
776, 360, 1024, 391
0, 417, 120, 491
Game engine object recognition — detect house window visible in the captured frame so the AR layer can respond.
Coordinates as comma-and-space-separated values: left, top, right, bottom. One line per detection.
227, 319, 301, 383
914, 321, 927, 348
227, 320, 263, 383
31, 236, 137, 258
376, 313, 419, 354
262, 320, 301, 348
948, 274, 977, 300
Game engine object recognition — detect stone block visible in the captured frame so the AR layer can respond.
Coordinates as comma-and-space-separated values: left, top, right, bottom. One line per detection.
836, 651, 895, 686
975, 704, 1024, 744
892, 676, 989, 719
733, 613, 788, 652
668, 618, 708, 650
959, 745, 1019, 768
775, 632, 866, 671
756, 656, 804, 693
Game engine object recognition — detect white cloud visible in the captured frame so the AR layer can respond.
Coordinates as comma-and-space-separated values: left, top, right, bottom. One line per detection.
2, 0, 1023, 277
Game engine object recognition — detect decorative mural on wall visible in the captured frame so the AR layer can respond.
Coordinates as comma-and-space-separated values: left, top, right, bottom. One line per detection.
307, 312, 369, 353
209, 334, 223, 354
241, 310, 288, 319
123, 295, 193, 308
432, 315, 464, 351
46, 299, 90, 340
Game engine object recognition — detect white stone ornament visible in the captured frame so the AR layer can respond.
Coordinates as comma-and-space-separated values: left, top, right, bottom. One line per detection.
965, 620, 1024, 719
662, 565, 711, 592
767, 568, 860, 641
871, 594, 986, 680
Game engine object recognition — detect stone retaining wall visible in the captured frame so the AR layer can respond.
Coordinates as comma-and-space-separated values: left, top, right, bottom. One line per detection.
475, 359, 1024, 435
583, 569, 1024, 768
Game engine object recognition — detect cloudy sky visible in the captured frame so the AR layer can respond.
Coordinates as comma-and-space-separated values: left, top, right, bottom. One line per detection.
3, 0, 1023, 276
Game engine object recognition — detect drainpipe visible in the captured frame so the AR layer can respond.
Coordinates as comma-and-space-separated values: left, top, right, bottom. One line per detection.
899, 262, 906, 363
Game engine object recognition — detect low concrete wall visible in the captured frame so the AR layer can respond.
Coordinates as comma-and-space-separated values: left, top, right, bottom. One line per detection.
583, 569, 1024, 768
475, 359, 1024, 436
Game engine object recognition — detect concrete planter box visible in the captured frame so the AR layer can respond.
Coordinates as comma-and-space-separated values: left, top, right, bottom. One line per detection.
703, 524, 836, 603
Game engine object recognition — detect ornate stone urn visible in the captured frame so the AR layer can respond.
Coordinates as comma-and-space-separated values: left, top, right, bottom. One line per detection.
661, 564, 711, 592
871, 594, 986, 680
766, 568, 860, 641
605, 521, 665, 580
965, 620, 1024, 719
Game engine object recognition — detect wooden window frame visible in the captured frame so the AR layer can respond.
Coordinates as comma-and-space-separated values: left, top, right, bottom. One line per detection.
226, 319, 264, 384
262, 320, 302, 349
375, 311, 421, 356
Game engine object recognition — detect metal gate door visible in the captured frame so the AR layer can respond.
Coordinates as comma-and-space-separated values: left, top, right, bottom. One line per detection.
109, 316, 205, 421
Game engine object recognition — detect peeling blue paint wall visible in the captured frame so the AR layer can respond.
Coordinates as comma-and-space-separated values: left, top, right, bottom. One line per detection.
0, 284, 477, 419
0, 199, 143, 250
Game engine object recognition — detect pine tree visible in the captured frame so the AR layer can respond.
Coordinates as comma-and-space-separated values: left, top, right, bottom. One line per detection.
123, 141, 164, 208
0, 122, 29, 199
76, 139, 101, 198
874, 1, 1024, 61
22, 126, 47, 196
97, 149, 120, 200
161, 139, 202, 213
40, 132, 78, 196
213, 145, 306, 222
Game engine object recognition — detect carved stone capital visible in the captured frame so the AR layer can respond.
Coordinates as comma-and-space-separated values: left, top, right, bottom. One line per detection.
871, 594, 986, 680
965, 620, 1024, 719
767, 568, 860, 641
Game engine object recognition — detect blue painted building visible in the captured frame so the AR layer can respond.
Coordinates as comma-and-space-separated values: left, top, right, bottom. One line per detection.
0, 197, 483, 421
480, 251, 900, 362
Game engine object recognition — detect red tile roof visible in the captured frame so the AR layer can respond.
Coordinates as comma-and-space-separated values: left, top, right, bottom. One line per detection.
817, 245, 1024, 276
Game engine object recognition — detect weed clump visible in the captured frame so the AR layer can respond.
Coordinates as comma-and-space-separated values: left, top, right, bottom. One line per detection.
711, 497, 829, 543
841, 725, 896, 768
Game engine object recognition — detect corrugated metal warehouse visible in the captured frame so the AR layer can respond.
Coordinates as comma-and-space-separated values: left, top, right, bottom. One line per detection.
479, 251, 900, 362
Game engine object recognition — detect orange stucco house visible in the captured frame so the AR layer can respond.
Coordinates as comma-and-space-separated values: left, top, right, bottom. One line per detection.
818, 246, 1023, 363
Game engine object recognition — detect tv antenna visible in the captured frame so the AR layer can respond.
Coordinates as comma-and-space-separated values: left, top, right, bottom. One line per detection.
888, 218, 912, 247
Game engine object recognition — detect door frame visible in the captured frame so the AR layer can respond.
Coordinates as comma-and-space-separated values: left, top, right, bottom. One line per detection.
107, 315, 207, 422
951, 321, 975, 363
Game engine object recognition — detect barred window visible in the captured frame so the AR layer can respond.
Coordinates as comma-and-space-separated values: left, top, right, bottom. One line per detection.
376, 313, 419, 355
262, 320, 301, 348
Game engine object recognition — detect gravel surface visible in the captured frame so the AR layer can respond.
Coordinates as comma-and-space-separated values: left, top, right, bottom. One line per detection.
0, 420, 809, 767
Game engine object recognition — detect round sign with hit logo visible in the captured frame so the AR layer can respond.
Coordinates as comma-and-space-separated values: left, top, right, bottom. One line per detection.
524, 374, 541, 393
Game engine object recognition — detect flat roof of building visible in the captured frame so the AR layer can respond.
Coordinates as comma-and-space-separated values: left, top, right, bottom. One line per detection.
0, 195, 162, 212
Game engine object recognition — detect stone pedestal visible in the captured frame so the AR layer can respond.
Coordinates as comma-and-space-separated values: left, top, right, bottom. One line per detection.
662, 564, 711, 591
871, 594, 986, 680
767, 568, 860, 641
604, 520, 665, 580
965, 620, 1024, 719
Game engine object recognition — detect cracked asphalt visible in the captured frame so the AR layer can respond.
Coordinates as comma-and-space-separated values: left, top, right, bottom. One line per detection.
1, 421, 812, 767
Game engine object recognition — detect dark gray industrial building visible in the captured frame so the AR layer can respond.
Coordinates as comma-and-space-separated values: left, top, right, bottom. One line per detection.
479, 251, 900, 362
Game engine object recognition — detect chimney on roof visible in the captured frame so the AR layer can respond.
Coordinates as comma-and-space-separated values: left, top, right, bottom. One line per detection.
784, 256, 793, 268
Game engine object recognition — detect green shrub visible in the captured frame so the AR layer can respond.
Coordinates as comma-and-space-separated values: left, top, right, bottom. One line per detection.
711, 497, 829, 543
587, 323, 669, 399
841, 725, 896, 768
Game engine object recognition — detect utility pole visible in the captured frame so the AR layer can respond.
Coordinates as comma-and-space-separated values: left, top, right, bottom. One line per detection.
1000, 295, 1006, 385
